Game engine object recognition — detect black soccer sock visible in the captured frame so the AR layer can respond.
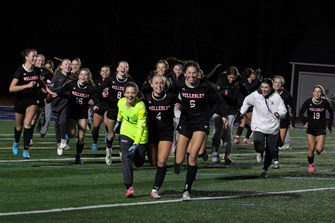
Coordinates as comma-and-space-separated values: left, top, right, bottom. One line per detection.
92, 127, 99, 144
107, 138, 114, 148
184, 165, 198, 192
14, 127, 22, 143
273, 147, 279, 161
23, 128, 33, 150
76, 142, 84, 155
245, 124, 252, 138
307, 155, 314, 164
153, 166, 167, 191
236, 126, 243, 137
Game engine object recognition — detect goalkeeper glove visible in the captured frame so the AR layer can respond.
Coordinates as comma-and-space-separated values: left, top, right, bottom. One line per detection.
127, 144, 139, 158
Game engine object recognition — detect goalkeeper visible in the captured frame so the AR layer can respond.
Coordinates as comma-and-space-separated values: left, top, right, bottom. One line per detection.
116, 82, 148, 198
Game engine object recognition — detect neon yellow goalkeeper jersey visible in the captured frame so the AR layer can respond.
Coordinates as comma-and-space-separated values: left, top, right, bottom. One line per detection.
117, 97, 148, 144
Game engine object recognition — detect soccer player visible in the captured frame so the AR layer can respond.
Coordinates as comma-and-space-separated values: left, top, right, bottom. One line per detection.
90, 65, 111, 151
272, 75, 296, 169
144, 74, 180, 199
50, 59, 72, 152
9, 49, 55, 159
97, 61, 135, 165
116, 82, 148, 198
299, 85, 333, 172
211, 66, 244, 164
174, 60, 228, 200
55, 68, 99, 164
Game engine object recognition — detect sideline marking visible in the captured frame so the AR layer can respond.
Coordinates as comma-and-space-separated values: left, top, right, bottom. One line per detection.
1, 187, 335, 216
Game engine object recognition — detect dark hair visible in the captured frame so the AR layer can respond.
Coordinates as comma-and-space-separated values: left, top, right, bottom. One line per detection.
20, 48, 37, 62
182, 60, 200, 74
226, 66, 240, 77
261, 78, 273, 88
45, 59, 54, 70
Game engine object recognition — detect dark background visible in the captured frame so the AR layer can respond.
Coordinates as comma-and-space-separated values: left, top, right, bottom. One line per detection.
1, 0, 334, 99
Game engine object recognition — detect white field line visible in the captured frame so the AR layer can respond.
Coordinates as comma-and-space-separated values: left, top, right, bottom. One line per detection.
0, 157, 111, 163
1, 149, 335, 163
0, 187, 335, 216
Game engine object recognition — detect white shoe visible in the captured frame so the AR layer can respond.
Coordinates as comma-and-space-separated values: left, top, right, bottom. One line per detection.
151, 190, 161, 199
57, 144, 63, 156
256, 153, 263, 163
59, 139, 67, 149
182, 191, 191, 201
211, 152, 220, 163
105, 147, 112, 165
273, 161, 279, 169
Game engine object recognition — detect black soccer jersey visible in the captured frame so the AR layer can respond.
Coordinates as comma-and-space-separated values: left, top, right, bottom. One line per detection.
178, 78, 227, 125
278, 88, 296, 127
145, 91, 176, 136
299, 98, 333, 130
99, 74, 135, 109
57, 80, 98, 118
13, 65, 41, 102
95, 78, 109, 107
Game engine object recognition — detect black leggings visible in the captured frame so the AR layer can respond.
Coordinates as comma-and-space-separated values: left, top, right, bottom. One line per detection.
253, 131, 278, 171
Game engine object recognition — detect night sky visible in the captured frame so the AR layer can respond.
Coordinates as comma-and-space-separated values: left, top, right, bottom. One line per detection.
2, 0, 334, 98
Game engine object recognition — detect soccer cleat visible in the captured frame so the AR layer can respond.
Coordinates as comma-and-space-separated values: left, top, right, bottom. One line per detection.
233, 139, 240, 144
59, 139, 68, 149
308, 164, 315, 172
91, 143, 97, 151
198, 151, 208, 161
75, 155, 84, 164
243, 138, 252, 144
12, 142, 19, 155
260, 170, 268, 178
256, 153, 263, 163
182, 191, 191, 201
151, 190, 161, 199
202, 151, 208, 161
284, 144, 292, 150
105, 148, 112, 165
126, 186, 134, 198
22, 150, 30, 159
233, 136, 240, 144
211, 152, 220, 163
57, 144, 63, 156
224, 156, 232, 165
273, 161, 279, 169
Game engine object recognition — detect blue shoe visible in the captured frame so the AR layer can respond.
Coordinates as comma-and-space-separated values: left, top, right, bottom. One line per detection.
22, 150, 30, 159
91, 143, 97, 151
12, 142, 19, 155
